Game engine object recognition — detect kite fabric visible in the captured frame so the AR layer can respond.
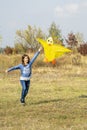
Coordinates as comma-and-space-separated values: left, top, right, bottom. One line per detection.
37, 38, 72, 62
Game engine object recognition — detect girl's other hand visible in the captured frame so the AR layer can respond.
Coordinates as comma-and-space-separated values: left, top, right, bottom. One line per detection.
5, 70, 8, 73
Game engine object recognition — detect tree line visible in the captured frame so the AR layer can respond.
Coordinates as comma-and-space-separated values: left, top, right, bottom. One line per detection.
1, 22, 87, 56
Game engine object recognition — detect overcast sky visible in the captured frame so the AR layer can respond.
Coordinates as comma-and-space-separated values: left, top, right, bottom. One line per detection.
0, 0, 87, 47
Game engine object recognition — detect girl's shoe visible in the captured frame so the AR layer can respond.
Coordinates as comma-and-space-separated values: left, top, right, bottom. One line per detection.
20, 99, 25, 105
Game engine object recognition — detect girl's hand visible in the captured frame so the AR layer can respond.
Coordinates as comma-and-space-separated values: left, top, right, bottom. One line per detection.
5, 70, 8, 73
38, 47, 43, 52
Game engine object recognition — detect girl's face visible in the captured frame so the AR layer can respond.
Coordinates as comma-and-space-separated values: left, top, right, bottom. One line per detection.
24, 56, 29, 65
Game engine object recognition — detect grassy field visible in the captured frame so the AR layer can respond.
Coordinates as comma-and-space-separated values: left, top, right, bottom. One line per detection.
0, 54, 87, 130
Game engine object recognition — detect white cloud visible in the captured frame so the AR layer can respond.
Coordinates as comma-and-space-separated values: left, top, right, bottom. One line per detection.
65, 3, 79, 14
55, 1, 87, 17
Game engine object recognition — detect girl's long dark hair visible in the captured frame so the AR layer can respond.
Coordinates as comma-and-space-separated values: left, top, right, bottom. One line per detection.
22, 54, 30, 65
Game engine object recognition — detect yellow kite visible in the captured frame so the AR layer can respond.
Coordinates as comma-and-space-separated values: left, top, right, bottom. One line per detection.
37, 37, 71, 64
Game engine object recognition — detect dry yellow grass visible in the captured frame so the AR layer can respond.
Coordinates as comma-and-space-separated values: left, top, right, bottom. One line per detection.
0, 53, 87, 130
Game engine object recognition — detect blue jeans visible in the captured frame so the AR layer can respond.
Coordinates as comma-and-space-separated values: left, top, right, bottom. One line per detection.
20, 80, 30, 102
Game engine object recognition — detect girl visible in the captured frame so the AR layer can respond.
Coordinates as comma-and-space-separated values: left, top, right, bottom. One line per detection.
6, 47, 42, 105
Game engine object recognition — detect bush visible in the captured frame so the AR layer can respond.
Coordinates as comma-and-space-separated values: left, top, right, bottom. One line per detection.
78, 43, 87, 56
4, 46, 13, 55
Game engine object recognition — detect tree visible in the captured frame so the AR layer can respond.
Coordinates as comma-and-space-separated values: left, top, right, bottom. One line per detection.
48, 22, 63, 44
75, 32, 84, 47
65, 32, 78, 49
78, 43, 87, 56
14, 43, 26, 53
15, 25, 46, 52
